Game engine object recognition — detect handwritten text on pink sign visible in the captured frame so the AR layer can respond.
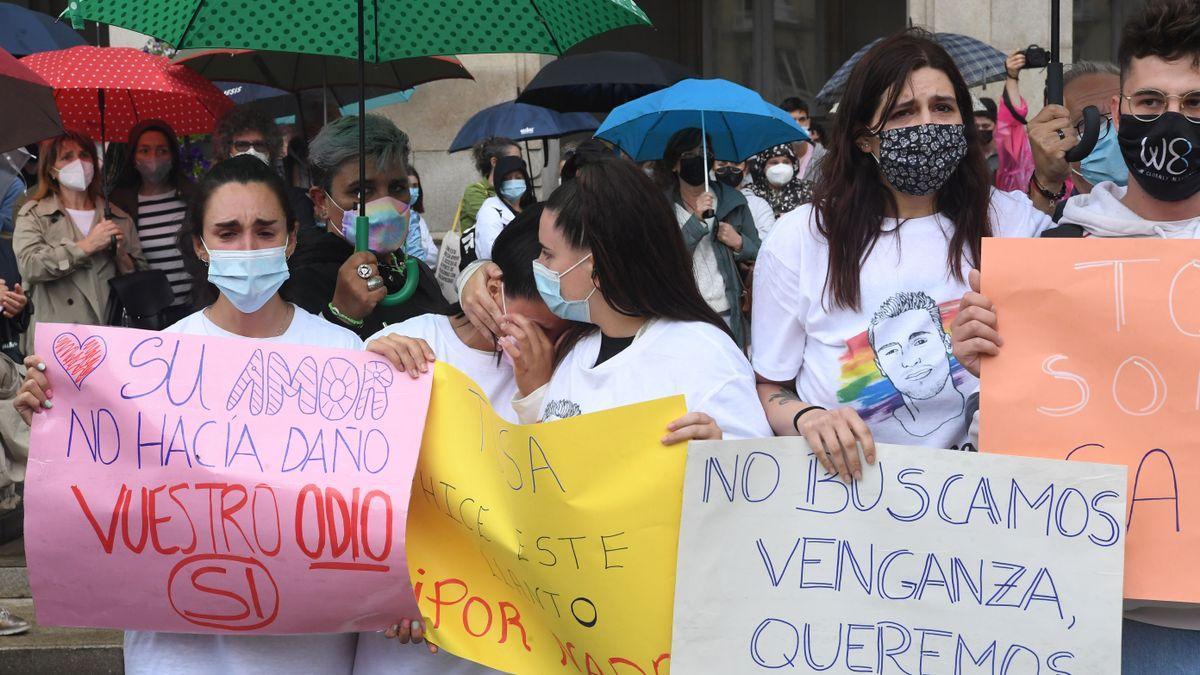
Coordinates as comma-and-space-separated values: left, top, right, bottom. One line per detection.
25, 323, 431, 634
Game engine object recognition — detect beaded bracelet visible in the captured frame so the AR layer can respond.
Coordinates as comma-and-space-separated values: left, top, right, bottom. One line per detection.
327, 302, 364, 328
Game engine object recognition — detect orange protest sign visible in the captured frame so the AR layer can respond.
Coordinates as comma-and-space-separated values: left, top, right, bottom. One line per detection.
980, 237, 1200, 603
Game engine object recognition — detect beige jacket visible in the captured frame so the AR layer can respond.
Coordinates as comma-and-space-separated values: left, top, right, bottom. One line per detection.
13, 192, 147, 351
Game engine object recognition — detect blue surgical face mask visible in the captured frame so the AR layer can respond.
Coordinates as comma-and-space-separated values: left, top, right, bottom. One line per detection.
1075, 126, 1129, 188
204, 238, 290, 314
409, 186, 421, 204
533, 254, 596, 323
500, 179, 527, 202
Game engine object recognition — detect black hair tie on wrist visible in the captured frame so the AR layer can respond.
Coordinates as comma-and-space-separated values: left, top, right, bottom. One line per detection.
792, 406, 827, 432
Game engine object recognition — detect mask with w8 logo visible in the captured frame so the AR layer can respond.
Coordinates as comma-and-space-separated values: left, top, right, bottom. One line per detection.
1118, 112, 1200, 202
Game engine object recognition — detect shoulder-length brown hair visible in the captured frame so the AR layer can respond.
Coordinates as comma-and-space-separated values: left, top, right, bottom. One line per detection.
812, 29, 992, 310
30, 130, 102, 204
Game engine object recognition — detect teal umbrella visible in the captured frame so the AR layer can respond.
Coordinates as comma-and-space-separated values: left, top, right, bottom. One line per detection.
66, 0, 651, 305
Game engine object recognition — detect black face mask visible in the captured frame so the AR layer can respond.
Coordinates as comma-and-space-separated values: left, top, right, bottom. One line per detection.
1118, 112, 1200, 202
715, 167, 744, 188
979, 129, 994, 145
678, 154, 709, 187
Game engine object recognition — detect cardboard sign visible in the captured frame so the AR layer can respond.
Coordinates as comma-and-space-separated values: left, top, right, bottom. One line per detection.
672, 439, 1126, 675
981, 238, 1200, 603
25, 323, 431, 633
406, 363, 687, 674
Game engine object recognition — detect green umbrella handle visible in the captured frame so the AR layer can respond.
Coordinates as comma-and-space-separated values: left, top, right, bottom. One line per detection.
380, 257, 420, 306
354, 214, 418, 305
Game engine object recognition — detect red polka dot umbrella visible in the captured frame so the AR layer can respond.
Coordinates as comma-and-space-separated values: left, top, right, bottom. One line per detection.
20, 45, 233, 142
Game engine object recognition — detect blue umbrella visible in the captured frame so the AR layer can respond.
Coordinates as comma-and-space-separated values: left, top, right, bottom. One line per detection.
595, 78, 808, 196
0, 5, 86, 57
816, 33, 1005, 107
450, 100, 599, 153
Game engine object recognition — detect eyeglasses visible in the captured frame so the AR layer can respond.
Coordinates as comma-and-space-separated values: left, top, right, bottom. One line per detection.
232, 140, 271, 153
1120, 89, 1200, 123
1075, 113, 1114, 140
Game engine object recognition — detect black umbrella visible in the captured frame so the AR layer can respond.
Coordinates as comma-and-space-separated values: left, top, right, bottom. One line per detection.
516, 50, 694, 113
1046, 0, 1100, 161
0, 47, 62, 153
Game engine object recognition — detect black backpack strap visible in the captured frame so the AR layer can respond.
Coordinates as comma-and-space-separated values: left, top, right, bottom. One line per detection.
1040, 223, 1086, 238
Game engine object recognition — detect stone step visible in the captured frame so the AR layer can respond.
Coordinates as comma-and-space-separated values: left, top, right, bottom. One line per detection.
0, 538, 28, 599
0, 598, 124, 674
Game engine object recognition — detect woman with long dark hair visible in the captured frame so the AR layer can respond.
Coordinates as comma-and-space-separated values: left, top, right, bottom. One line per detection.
752, 29, 1052, 480
110, 119, 195, 319
531, 154, 770, 441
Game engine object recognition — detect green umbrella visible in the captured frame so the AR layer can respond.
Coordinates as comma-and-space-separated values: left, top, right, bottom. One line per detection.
65, 0, 650, 304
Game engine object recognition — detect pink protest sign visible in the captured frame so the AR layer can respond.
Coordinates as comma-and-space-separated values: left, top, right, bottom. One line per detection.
25, 323, 431, 634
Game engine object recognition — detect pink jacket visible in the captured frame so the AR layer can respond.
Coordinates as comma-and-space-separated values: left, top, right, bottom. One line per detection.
994, 93, 1037, 193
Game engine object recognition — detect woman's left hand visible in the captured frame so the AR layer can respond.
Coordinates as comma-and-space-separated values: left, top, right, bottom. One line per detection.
384, 618, 439, 654
662, 412, 722, 446
716, 222, 743, 252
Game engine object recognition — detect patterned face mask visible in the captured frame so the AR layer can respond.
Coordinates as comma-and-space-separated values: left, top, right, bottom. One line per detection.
874, 123, 968, 196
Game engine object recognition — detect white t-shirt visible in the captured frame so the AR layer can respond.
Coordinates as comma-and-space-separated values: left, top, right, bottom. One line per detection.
367, 314, 520, 422
741, 188, 777, 241
673, 202, 729, 313
539, 319, 771, 440
124, 304, 362, 675
751, 189, 1051, 451
472, 195, 515, 262
65, 207, 95, 236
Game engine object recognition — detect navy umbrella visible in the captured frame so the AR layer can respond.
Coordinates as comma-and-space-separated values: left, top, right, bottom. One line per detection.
449, 100, 599, 153
0, 5, 86, 58
516, 50, 694, 113
816, 33, 1005, 107
218, 81, 397, 122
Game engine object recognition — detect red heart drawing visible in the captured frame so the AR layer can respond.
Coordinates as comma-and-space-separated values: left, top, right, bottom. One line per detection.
52, 332, 108, 390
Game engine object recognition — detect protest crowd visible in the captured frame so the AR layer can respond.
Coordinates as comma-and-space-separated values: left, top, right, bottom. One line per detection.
0, 0, 1198, 673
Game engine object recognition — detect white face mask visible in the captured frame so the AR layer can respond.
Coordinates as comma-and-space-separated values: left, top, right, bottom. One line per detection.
56, 159, 94, 192
766, 163, 795, 187
236, 149, 271, 165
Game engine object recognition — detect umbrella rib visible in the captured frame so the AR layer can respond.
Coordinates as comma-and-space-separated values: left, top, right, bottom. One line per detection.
127, 89, 139, 136
175, 1, 207, 49
718, 112, 737, 161
528, 0, 565, 55
389, 59, 406, 91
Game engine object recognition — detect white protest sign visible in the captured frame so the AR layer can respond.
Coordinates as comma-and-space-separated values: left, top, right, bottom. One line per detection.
671, 439, 1126, 675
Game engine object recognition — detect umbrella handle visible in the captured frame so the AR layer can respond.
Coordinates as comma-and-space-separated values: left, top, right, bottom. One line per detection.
1065, 106, 1102, 163
354, 214, 419, 305
379, 258, 420, 307
700, 111, 715, 220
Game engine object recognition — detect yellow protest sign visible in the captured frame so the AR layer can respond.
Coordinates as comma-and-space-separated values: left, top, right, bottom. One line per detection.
406, 364, 687, 674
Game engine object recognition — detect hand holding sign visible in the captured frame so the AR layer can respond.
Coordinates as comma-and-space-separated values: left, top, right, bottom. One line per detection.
14, 355, 52, 425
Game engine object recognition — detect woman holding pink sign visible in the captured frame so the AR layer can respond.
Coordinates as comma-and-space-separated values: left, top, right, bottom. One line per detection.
14, 155, 367, 673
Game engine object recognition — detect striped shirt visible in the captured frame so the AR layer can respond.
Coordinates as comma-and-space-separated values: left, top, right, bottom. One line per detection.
136, 191, 191, 307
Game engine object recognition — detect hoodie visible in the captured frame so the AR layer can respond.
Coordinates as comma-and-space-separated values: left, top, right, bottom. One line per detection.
1056, 181, 1200, 238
